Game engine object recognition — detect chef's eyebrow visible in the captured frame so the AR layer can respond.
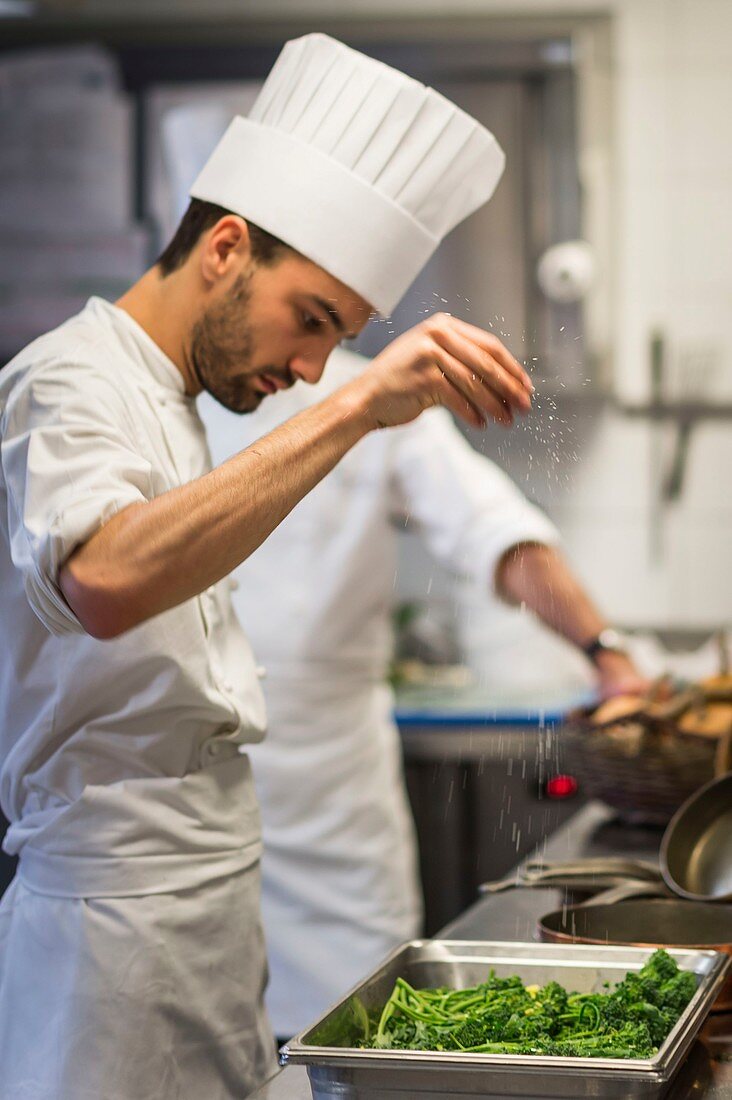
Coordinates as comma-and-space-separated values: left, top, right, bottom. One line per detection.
309, 296, 355, 340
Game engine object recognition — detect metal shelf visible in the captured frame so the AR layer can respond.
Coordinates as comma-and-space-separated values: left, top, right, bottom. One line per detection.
620, 401, 732, 422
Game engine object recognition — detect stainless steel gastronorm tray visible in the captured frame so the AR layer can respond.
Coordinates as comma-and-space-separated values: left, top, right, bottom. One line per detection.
281, 940, 729, 1099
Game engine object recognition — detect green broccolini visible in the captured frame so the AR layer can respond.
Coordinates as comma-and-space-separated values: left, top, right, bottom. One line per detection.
363, 950, 695, 1059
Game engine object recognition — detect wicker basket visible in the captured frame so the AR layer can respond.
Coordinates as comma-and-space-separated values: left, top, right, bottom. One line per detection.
561, 717, 726, 822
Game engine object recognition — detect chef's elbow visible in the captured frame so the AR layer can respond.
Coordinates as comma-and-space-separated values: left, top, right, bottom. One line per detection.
58, 557, 140, 640
495, 540, 553, 605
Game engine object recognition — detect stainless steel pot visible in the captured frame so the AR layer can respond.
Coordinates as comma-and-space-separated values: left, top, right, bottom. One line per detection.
537, 898, 732, 1011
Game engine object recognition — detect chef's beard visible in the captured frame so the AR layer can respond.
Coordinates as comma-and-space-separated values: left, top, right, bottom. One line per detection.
190, 273, 280, 414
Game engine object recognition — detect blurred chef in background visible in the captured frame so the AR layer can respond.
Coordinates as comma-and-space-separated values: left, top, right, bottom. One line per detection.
201, 349, 647, 1039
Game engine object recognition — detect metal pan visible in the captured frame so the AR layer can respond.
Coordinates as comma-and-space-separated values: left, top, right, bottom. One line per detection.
479, 862, 670, 913
480, 858, 663, 895
481, 772, 732, 904
538, 897, 732, 1010
282, 940, 730, 1100
661, 772, 732, 902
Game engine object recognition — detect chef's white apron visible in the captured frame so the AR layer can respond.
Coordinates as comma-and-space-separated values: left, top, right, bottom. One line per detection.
248, 669, 422, 1038
0, 754, 277, 1100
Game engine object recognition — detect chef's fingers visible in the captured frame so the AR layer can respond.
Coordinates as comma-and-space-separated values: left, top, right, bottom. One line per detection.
434, 324, 532, 415
431, 374, 489, 430
432, 347, 513, 428
445, 316, 534, 398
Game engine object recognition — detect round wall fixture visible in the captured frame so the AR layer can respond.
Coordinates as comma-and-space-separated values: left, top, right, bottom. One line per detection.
537, 240, 596, 303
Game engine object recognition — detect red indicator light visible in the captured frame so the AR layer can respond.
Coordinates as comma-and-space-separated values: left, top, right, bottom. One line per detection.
546, 774, 578, 799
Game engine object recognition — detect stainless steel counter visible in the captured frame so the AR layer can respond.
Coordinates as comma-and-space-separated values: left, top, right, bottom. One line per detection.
248, 801, 732, 1099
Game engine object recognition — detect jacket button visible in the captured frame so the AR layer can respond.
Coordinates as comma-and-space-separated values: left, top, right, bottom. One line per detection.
256, 666, 267, 680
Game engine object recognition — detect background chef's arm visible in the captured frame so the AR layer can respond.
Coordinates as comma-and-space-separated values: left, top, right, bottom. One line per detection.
495, 541, 604, 644
494, 542, 646, 697
390, 406, 646, 699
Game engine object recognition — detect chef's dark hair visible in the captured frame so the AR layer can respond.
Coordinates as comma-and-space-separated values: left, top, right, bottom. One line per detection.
157, 198, 290, 276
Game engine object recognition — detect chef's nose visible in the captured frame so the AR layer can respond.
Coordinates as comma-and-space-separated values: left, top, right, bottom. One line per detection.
288, 352, 328, 386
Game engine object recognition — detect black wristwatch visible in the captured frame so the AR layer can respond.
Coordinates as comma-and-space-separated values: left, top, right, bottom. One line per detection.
582, 628, 629, 666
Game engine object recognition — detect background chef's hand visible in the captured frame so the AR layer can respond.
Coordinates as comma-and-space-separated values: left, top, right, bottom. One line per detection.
594, 649, 652, 701
351, 313, 534, 430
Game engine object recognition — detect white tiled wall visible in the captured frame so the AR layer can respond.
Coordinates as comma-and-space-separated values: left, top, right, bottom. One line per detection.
557, 0, 732, 627
613, 0, 732, 406
395, 0, 732, 634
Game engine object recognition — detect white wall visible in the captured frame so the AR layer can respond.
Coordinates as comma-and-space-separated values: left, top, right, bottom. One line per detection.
391, 0, 732, 634
546, 412, 732, 628
612, 0, 732, 405
557, 0, 732, 628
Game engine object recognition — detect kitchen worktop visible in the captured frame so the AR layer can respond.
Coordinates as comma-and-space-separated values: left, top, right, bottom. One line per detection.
393, 682, 590, 726
248, 801, 732, 1100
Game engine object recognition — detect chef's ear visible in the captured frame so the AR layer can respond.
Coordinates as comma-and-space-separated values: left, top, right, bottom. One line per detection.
200, 215, 253, 284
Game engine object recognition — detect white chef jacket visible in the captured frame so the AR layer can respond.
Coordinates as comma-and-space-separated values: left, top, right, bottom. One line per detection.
0, 297, 276, 1098
200, 346, 560, 1036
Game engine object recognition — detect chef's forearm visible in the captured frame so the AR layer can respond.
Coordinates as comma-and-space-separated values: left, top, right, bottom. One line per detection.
495, 542, 606, 649
60, 387, 370, 638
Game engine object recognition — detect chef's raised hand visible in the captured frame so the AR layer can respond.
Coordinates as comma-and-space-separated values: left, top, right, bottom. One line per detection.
58, 314, 531, 639
351, 313, 534, 430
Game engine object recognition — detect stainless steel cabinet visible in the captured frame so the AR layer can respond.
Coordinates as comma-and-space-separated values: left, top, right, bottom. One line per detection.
401, 722, 584, 933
